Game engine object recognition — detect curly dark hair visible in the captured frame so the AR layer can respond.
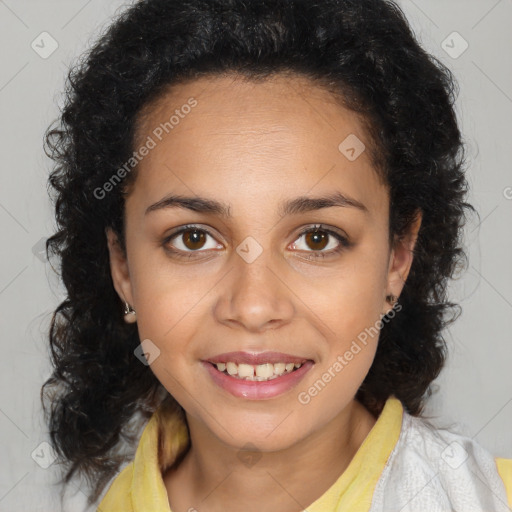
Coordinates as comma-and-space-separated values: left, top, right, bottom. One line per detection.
40, 0, 475, 507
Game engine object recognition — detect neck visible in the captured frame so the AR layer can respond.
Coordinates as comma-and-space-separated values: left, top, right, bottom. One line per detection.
164, 398, 377, 512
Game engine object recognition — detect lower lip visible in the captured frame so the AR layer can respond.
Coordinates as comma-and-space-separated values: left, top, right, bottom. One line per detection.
202, 361, 314, 400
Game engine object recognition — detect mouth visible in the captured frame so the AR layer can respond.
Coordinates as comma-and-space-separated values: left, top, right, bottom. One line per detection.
205, 351, 312, 381
202, 351, 315, 399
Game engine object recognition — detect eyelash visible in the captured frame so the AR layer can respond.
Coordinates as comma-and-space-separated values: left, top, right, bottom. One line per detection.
162, 223, 350, 261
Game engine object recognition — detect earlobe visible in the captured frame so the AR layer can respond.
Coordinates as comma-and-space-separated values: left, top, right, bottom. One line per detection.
385, 210, 423, 306
105, 227, 135, 313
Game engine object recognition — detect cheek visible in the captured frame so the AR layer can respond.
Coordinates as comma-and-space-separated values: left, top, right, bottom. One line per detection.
300, 252, 388, 337
133, 296, 202, 403
135, 293, 204, 358
128, 242, 209, 333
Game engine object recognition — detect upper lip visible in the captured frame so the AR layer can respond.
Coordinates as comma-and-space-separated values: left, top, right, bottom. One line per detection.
205, 351, 312, 365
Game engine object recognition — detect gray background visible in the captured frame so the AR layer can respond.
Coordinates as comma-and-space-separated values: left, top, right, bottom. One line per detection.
0, 1, 511, 510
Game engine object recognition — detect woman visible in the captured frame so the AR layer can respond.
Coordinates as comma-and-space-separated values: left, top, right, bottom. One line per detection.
41, 0, 512, 510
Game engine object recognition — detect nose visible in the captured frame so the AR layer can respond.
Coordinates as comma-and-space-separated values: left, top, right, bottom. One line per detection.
213, 249, 295, 333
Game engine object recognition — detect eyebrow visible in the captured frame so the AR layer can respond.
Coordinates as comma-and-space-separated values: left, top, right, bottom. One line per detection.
145, 191, 369, 217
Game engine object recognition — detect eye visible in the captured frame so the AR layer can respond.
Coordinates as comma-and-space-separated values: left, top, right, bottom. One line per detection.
163, 225, 222, 257
290, 224, 350, 259
162, 223, 350, 261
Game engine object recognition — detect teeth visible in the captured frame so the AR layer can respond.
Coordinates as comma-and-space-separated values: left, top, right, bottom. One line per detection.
226, 362, 238, 376
273, 363, 286, 375
255, 363, 273, 378
238, 363, 254, 378
213, 361, 305, 381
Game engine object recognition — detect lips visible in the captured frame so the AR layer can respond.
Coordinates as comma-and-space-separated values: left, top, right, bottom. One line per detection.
202, 351, 315, 399
203, 359, 315, 400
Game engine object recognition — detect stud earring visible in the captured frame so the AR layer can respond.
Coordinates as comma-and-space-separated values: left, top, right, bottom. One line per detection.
386, 294, 398, 306
124, 301, 137, 323
382, 294, 399, 317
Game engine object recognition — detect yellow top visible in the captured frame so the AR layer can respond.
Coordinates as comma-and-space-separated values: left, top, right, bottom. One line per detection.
97, 396, 512, 512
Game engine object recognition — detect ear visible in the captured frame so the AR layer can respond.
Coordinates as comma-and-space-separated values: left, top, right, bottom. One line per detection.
385, 209, 422, 304
106, 227, 135, 308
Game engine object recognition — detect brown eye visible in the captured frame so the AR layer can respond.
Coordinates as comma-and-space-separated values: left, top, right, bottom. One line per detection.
290, 225, 350, 259
181, 229, 207, 250
304, 230, 329, 251
163, 225, 223, 258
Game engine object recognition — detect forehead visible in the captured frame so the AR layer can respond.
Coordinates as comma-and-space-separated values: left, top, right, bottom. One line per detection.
136, 73, 364, 145
128, 73, 388, 219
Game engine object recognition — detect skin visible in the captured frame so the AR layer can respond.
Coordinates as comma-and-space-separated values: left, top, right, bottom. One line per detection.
107, 73, 422, 512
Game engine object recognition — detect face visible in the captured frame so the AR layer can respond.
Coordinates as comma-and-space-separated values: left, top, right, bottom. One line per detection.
107, 73, 420, 452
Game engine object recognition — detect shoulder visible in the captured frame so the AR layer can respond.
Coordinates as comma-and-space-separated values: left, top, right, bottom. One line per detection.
370, 410, 512, 512
96, 462, 135, 512
496, 457, 512, 508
